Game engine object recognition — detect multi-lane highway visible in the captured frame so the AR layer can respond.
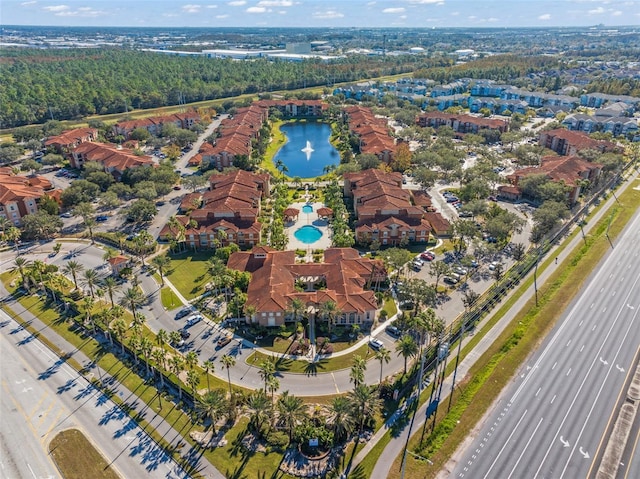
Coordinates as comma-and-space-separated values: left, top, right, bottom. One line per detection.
0, 309, 190, 479
451, 209, 640, 478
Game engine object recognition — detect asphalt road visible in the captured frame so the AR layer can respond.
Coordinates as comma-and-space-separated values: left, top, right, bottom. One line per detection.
450, 208, 640, 479
0, 309, 189, 479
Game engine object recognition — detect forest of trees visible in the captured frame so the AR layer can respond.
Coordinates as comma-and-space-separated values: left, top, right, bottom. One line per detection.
0, 48, 433, 128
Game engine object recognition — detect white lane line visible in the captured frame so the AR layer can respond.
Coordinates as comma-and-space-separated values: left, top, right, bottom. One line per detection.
566, 368, 572, 376
580, 345, 585, 352
552, 362, 557, 370
534, 266, 640, 479
507, 416, 544, 479
566, 340, 572, 347
482, 410, 528, 479
536, 388, 541, 397
551, 395, 556, 404
592, 324, 597, 331
579, 319, 584, 326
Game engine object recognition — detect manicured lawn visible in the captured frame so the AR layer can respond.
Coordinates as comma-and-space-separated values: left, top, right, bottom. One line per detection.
247, 343, 371, 375
49, 429, 120, 479
160, 286, 181, 310
165, 251, 215, 300
261, 119, 286, 177
382, 296, 397, 318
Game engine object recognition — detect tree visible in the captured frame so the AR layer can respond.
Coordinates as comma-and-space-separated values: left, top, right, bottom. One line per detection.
39, 195, 60, 216
203, 360, 215, 394
259, 359, 276, 392
63, 260, 84, 290
102, 276, 121, 306
20, 211, 62, 240
150, 254, 171, 286
396, 334, 418, 374
169, 355, 185, 400
182, 175, 207, 192
124, 199, 156, 223
81, 268, 100, 298
247, 389, 272, 435
492, 263, 504, 282
319, 300, 341, 334
111, 318, 127, 355
348, 384, 382, 435
185, 351, 199, 371
277, 391, 306, 441
198, 389, 228, 433
350, 355, 367, 388
328, 396, 356, 444
119, 287, 145, 319
140, 336, 154, 376
286, 298, 306, 335
530, 200, 569, 243
221, 354, 236, 398
133, 231, 155, 265
187, 369, 201, 398
374, 347, 391, 384
511, 242, 526, 261
11, 257, 31, 287
429, 260, 451, 291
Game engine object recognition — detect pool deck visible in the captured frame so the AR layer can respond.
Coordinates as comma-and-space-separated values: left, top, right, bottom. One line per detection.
286, 201, 332, 258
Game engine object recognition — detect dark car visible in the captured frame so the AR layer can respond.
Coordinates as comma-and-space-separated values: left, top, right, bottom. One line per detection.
96, 215, 108, 222
385, 325, 401, 338
180, 329, 191, 340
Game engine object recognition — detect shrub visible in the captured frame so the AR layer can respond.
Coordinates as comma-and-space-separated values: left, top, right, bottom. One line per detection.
266, 430, 289, 451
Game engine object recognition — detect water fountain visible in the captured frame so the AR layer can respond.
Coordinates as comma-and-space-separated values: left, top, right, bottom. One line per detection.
301, 140, 314, 161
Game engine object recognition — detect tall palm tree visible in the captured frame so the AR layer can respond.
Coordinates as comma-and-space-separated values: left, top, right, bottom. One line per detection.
374, 347, 391, 384
396, 335, 418, 374
156, 328, 169, 351
185, 351, 199, 371
151, 348, 166, 387
203, 360, 215, 394
151, 254, 171, 286
187, 369, 200, 398
348, 384, 382, 435
328, 396, 356, 443
113, 231, 127, 254
81, 268, 100, 298
198, 389, 228, 433
267, 376, 280, 405
63, 260, 84, 290
170, 355, 185, 400
81, 296, 95, 331
259, 359, 276, 392
169, 330, 182, 348
221, 354, 236, 398
140, 336, 153, 376
247, 389, 272, 434
277, 391, 306, 441
320, 300, 341, 335
286, 298, 306, 337
11, 257, 31, 289
119, 286, 145, 319
102, 276, 120, 308
111, 318, 127, 355
350, 355, 367, 388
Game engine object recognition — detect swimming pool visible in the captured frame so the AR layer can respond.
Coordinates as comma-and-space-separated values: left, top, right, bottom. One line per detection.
302, 204, 313, 214
294, 225, 322, 244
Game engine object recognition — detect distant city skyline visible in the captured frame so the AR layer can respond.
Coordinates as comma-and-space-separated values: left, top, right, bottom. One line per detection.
2, 0, 639, 29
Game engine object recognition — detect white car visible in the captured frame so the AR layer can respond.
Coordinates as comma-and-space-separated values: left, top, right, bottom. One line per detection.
488, 261, 500, 271
453, 267, 468, 276
185, 314, 203, 327
369, 338, 384, 350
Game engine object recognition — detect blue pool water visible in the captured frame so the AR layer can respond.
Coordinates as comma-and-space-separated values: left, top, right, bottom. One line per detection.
274, 122, 339, 178
294, 225, 323, 244
302, 204, 313, 214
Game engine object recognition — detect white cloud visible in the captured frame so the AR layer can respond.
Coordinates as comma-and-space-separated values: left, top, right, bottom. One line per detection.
487, 17, 498, 22
43, 5, 69, 12
612, 10, 622, 15
182, 4, 201, 13
538, 13, 551, 20
588, 6, 606, 13
206, 4, 217, 8
383, 7, 405, 13
216, 14, 229, 18
408, 0, 443, 4
367, 1, 376, 4
21, 1, 37, 5
228, 0, 246, 5
313, 9, 344, 19
450, 11, 459, 16
55, 7, 106, 17
257, 0, 292, 6
247, 6, 267, 13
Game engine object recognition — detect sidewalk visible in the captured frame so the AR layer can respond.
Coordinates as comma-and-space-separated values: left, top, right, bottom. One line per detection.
0, 283, 225, 479
357, 170, 640, 475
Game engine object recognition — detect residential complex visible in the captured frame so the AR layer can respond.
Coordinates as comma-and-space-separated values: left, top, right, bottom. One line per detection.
112, 111, 201, 139
538, 129, 620, 156
70, 142, 155, 179
344, 106, 396, 163
0, 168, 59, 224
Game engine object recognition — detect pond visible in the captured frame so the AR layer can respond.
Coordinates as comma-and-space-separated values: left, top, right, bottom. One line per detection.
274, 122, 339, 178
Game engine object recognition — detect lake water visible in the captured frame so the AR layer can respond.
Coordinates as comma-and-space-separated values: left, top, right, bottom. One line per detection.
274, 122, 339, 178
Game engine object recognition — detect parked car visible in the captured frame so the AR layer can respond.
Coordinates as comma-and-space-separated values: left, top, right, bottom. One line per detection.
459, 211, 473, 217
369, 338, 384, 350
173, 185, 182, 190
443, 276, 459, 285
420, 251, 435, 261
446, 196, 459, 203
96, 215, 109, 222
217, 336, 232, 348
385, 325, 401, 338
185, 314, 203, 327
453, 267, 468, 276
175, 307, 196, 320
180, 329, 191, 339
60, 211, 73, 218
489, 261, 500, 271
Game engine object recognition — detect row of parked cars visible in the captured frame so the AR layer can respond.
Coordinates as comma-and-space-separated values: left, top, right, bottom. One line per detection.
174, 306, 233, 348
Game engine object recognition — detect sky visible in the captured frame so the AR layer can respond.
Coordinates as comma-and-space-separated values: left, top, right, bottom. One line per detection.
2, 0, 639, 28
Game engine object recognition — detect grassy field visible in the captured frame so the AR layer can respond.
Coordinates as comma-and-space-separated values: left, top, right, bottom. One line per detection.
380, 178, 640, 479
49, 429, 120, 479
160, 286, 180, 310
165, 251, 215, 300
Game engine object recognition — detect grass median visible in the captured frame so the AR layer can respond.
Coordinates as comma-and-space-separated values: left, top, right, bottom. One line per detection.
49, 429, 120, 479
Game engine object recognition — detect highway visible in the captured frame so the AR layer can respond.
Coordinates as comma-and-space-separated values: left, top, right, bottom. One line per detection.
0, 310, 190, 479
450, 208, 640, 478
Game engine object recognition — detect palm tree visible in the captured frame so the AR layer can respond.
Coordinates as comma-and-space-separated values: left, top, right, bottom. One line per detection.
247, 389, 272, 435
81, 296, 95, 331
267, 376, 280, 405
374, 347, 391, 384
81, 268, 100, 298
170, 355, 185, 400
286, 298, 306, 338
396, 335, 418, 374
11, 257, 31, 289
102, 276, 120, 307
350, 355, 367, 388
259, 359, 276, 392
113, 231, 127, 254
198, 389, 228, 433
151, 348, 166, 387
221, 354, 236, 398
169, 330, 182, 348
203, 360, 215, 393
348, 384, 382, 435
140, 336, 153, 376
111, 318, 127, 355
187, 369, 200, 398
185, 351, 199, 370
63, 260, 84, 290
328, 396, 356, 443
277, 391, 306, 441
151, 254, 171, 286
319, 300, 340, 335
102, 248, 117, 262
119, 287, 145, 319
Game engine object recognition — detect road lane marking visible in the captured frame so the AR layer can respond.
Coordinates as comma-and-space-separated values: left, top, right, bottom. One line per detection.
29, 393, 48, 419
482, 409, 528, 479
579, 319, 584, 326
551, 395, 556, 404
552, 362, 557, 370
566, 340, 572, 347
580, 345, 585, 352
507, 416, 544, 479
566, 368, 572, 376
536, 388, 541, 397
592, 324, 597, 331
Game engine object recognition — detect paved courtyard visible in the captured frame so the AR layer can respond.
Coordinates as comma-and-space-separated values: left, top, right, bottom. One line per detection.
285, 201, 333, 257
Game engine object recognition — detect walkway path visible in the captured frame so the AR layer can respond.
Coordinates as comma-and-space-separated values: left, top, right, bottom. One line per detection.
362, 170, 640, 477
